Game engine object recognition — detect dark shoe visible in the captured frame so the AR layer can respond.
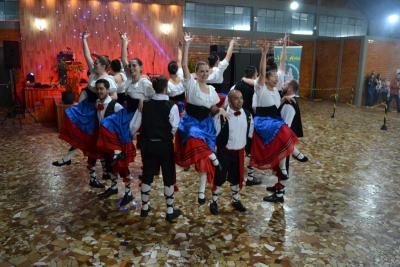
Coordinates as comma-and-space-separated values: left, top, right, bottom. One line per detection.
102, 173, 111, 180
231, 200, 247, 212
266, 185, 285, 193
52, 159, 71, 167
209, 201, 218, 215
89, 179, 105, 188
119, 192, 133, 207
111, 152, 126, 166
165, 209, 182, 223
140, 206, 151, 217
198, 197, 206, 205
183, 166, 190, 171
98, 187, 118, 198
263, 193, 284, 203
246, 177, 262, 186
292, 153, 309, 162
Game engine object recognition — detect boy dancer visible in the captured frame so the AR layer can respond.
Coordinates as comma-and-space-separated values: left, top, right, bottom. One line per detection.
139, 76, 182, 222
210, 90, 253, 215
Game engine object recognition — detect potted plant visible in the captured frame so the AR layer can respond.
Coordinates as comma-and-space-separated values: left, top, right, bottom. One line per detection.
61, 62, 84, 104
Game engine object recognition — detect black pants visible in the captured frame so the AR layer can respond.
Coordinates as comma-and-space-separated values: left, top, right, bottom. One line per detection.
214, 149, 240, 186
141, 140, 175, 186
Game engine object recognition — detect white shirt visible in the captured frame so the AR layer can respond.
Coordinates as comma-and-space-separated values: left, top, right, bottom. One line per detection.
116, 72, 128, 94
253, 78, 281, 110
214, 107, 254, 150
207, 59, 229, 84
276, 69, 285, 92
125, 77, 155, 100
96, 96, 123, 122
168, 68, 185, 97
280, 95, 296, 127
183, 75, 220, 108
79, 74, 118, 102
128, 94, 180, 135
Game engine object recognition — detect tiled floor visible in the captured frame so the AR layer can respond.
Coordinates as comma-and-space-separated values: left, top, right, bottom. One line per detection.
0, 100, 399, 266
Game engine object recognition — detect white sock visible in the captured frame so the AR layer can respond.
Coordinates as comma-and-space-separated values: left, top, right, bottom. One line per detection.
164, 185, 174, 214
198, 172, 207, 199
110, 174, 118, 189
113, 150, 122, 159
292, 147, 304, 159
212, 186, 221, 203
246, 166, 254, 181
61, 148, 77, 162
141, 183, 151, 211
208, 153, 220, 166
279, 158, 288, 176
231, 184, 240, 202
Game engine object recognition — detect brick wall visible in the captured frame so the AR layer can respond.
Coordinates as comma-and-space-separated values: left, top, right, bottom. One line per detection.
365, 40, 400, 81
340, 39, 361, 103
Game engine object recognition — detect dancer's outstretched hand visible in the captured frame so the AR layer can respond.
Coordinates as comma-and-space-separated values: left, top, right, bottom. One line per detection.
260, 41, 270, 54
184, 32, 193, 44
82, 31, 90, 40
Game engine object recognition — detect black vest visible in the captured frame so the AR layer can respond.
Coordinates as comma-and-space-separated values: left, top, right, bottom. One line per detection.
234, 80, 255, 115
126, 97, 140, 112
104, 100, 117, 119
186, 103, 211, 121
216, 109, 251, 148
255, 106, 280, 118
278, 100, 303, 137
169, 92, 185, 102
142, 99, 174, 142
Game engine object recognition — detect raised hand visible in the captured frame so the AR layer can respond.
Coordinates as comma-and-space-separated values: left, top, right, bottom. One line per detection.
260, 41, 270, 54
82, 31, 90, 40
184, 32, 193, 44
120, 32, 129, 43
229, 38, 238, 47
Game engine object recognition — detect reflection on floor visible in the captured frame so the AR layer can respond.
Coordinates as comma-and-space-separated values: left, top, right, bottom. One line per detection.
0, 100, 400, 266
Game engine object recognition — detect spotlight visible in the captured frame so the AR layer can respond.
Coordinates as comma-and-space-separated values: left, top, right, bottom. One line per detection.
290, 1, 299, 11
388, 14, 399, 24
160, 23, 172, 35
26, 72, 35, 83
34, 18, 47, 31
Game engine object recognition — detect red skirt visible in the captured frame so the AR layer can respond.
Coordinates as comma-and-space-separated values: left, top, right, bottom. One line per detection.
59, 116, 100, 159
175, 132, 215, 183
250, 125, 298, 170
96, 125, 136, 169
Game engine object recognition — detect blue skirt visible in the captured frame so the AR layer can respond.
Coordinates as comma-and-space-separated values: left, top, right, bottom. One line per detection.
100, 108, 135, 144
178, 114, 216, 152
254, 116, 285, 144
64, 99, 98, 135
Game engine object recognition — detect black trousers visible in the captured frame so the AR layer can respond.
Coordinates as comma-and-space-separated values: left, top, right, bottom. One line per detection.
141, 140, 175, 186
214, 148, 240, 187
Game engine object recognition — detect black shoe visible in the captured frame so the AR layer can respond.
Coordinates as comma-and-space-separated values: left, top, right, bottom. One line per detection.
98, 187, 118, 198
165, 209, 182, 223
292, 153, 309, 162
266, 185, 286, 193
102, 173, 111, 180
119, 192, 133, 207
263, 193, 284, 203
140, 206, 151, 217
89, 179, 105, 188
52, 159, 71, 167
198, 197, 206, 205
231, 200, 247, 212
209, 201, 218, 215
246, 177, 262, 186
111, 152, 126, 166
183, 167, 190, 171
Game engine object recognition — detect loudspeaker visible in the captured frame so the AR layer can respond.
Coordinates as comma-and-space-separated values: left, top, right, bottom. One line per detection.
3, 41, 20, 69
210, 45, 226, 60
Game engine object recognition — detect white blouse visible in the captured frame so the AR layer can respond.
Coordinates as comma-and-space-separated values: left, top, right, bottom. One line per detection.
168, 68, 185, 97
253, 79, 281, 109
183, 75, 220, 108
125, 77, 155, 100
116, 72, 128, 94
207, 59, 229, 84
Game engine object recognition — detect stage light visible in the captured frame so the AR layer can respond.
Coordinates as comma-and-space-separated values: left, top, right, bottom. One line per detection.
160, 23, 172, 35
26, 73, 35, 83
290, 1, 299, 11
388, 14, 399, 24
34, 18, 47, 31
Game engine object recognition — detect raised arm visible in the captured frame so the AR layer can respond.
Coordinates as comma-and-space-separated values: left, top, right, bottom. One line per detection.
258, 42, 269, 86
182, 32, 193, 80
120, 32, 129, 68
223, 38, 237, 63
177, 41, 183, 68
279, 33, 288, 72
82, 32, 94, 70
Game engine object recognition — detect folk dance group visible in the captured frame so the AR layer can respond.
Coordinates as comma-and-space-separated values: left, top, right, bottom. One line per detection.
52, 32, 308, 223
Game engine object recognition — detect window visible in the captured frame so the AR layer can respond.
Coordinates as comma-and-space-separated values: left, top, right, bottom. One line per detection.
319, 15, 367, 37
0, 0, 19, 21
184, 2, 251, 31
256, 8, 314, 35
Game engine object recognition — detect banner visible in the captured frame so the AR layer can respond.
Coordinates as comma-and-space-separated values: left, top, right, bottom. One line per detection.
274, 46, 302, 82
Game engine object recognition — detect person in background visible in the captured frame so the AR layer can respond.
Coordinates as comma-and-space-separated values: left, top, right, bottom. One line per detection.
387, 70, 400, 112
